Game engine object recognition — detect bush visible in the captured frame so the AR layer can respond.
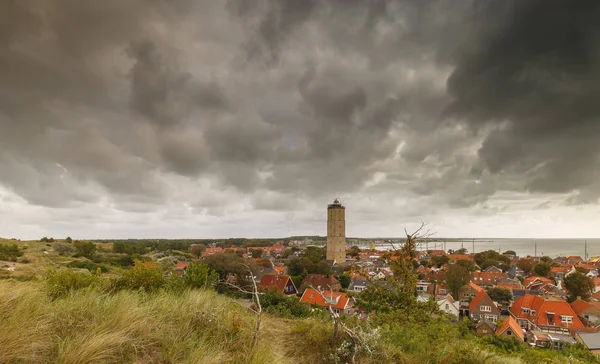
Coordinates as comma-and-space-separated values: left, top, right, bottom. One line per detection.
112, 261, 167, 292
67, 260, 109, 273
0, 244, 24, 261
54, 243, 75, 256
44, 269, 105, 299
261, 290, 311, 318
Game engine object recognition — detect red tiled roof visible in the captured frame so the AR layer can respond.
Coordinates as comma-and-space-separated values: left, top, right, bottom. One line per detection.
551, 266, 571, 274
510, 294, 584, 329
567, 256, 584, 263
175, 263, 189, 269
471, 271, 508, 286
448, 254, 472, 261
496, 316, 524, 341
523, 276, 553, 288
469, 282, 483, 292
427, 250, 446, 256
571, 299, 600, 317
258, 273, 296, 293
300, 274, 341, 291
469, 290, 496, 312
300, 288, 353, 310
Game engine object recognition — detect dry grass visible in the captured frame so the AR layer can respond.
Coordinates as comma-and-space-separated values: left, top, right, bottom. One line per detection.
0, 281, 288, 364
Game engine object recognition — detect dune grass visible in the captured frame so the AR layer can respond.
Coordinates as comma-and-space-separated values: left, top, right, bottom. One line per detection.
0, 280, 285, 364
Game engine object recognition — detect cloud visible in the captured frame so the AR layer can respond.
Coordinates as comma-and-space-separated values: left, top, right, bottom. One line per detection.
1, 0, 599, 238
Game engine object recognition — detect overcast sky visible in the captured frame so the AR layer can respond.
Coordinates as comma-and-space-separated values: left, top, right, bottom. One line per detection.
2, 1, 600, 240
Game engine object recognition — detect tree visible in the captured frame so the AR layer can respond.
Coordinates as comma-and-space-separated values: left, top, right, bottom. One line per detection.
455, 248, 468, 255
480, 259, 499, 271
503, 250, 516, 257
182, 262, 217, 289
516, 258, 534, 275
74, 241, 96, 258
338, 274, 351, 289
456, 259, 477, 272
540, 256, 552, 263
446, 263, 470, 300
348, 246, 361, 258
431, 255, 449, 268
189, 244, 206, 258
533, 262, 551, 277
486, 287, 513, 304
65, 237, 73, 243
564, 271, 594, 302
249, 248, 263, 258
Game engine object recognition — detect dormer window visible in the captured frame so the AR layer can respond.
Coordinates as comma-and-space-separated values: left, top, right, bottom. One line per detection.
561, 315, 573, 323
522, 308, 530, 314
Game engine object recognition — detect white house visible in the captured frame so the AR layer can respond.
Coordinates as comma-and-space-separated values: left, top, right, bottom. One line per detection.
437, 294, 460, 318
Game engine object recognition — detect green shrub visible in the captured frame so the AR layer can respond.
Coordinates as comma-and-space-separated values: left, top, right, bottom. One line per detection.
0, 244, 24, 261
67, 260, 109, 273
44, 269, 105, 299
261, 290, 311, 318
112, 261, 167, 292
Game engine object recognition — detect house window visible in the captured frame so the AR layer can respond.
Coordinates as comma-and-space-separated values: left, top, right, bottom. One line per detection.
310, 294, 315, 298
445, 304, 449, 310
522, 308, 530, 314
481, 306, 492, 312
463, 293, 469, 297
482, 329, 488, 334
561, 316, 573, 323
507, 330, 512, 336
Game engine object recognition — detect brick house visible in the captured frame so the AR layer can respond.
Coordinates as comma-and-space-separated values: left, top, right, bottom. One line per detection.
299, 274, 341, 293
258, 273, 297, 295
510, 294, 585, 335
300, 288, 358, 316
470, 290, 500, 323
495, 316, 524, 341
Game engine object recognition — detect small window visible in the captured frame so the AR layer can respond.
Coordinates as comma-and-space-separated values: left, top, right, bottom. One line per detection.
445, 304, 449, 310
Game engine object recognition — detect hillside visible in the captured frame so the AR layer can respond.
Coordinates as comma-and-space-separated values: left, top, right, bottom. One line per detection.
0, 240, 598, 363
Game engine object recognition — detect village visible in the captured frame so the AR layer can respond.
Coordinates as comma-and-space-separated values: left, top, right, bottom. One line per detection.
165, 200, 600, 356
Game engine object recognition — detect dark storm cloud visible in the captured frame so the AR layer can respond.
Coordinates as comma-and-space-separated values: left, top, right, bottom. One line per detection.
2, 0, 600, 236
447, 0, 600, 201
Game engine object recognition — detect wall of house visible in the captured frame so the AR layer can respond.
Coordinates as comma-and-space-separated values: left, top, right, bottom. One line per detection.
475, 325, 494, 336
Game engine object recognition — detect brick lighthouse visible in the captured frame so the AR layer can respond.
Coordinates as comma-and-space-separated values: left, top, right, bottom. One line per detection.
326, 199, 346, 264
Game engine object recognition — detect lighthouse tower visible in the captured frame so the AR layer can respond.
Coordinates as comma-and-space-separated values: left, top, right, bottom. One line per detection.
326, 199, 346, 264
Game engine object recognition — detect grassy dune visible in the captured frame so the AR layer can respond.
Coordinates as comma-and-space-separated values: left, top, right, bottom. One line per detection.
0, 281, 285, 364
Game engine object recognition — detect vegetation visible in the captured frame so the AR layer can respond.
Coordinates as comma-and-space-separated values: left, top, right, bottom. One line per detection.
1, 238, 598, 363
486, 287, 513, 305
446, 263, 470, 300
0, 244, 24, 261
533, 262, 552, 277
517, 258, 534, 275
564, 271, 594, 302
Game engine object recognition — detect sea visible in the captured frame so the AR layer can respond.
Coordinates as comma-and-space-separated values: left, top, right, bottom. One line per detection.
375, 239, 600, 259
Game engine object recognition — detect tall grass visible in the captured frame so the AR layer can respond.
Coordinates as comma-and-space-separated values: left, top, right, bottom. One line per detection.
0, 281, 280, 363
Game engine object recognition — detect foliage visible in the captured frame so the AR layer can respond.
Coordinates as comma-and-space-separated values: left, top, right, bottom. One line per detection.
480, 259, 499, 271
113, 261, 167, 292
446, 263, 471, 300
74, 241, 97, 259
112, 241, 148, 255
486, 287, 513, 304
347, 246, 361, 258
40, 237, 55, 242
67, 260, 109, 273
190, 243, 206, 258
503, 250, 516, 256
202, 252, 259, 284
249, 248, 263, 258
540, 256, 552, 263
431, 254, 450, 268
517, 258, 534, 274
44, 269, 105, 299
287, 247, 333, 276
473, 250, 510, 269
261, 290, 311, 318
482, 334, 524, 353
455, 259, 477, 272
563, 271, 594, 302
0, 244, 24, 261
65, 236, 73, 243
533, 262, 551, 277
180, 262, 218, 290
54, 243, 75, 255
337, 274, 350, 289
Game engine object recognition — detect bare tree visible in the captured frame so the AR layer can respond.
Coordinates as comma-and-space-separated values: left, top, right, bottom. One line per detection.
220, 263, 263, 349
310, 285, 373, 364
